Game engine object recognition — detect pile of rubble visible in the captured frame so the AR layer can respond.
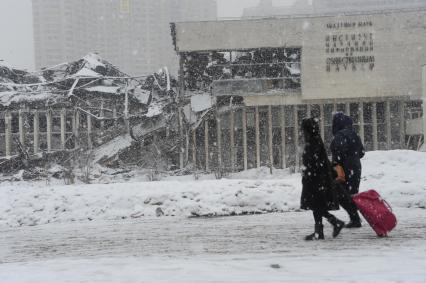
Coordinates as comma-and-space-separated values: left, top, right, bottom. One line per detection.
0, 54, 216, 181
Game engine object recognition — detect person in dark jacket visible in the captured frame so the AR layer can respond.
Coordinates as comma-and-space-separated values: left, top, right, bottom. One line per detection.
330, 112, 365, 228
301, 118, 345, 240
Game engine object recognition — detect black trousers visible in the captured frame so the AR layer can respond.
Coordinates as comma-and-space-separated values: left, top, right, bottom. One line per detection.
337, 184, 361, 222
312, 207, 333, 225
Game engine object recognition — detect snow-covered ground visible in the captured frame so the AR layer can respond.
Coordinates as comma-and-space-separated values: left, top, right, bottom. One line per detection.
1, 209, 425, 282
0, 150, 425, 228
1, 150, 426, 282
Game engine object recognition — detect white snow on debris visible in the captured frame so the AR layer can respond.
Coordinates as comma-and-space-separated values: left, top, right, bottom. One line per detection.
146, 102, 163, 117
85, 86, 121, 94
191, 93, 213, 112
82, 53, 105, 69
0, 91, 60, 106
0, 150, 425, 228
133, 86, 151, 104
73, 67, 102, 78
92, 134, 134, 163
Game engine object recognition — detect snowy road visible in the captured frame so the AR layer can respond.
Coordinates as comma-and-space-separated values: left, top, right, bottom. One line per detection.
1, 208, 426, 282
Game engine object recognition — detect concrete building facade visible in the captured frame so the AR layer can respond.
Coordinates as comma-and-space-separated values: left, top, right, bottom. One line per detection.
172, 9, 426, 172
32, 0, 217, 75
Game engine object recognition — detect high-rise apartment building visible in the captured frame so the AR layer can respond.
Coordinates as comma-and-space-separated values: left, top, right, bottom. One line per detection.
32, 0, 217, 75
243, 0, 313, 17
313, 0, 426, 14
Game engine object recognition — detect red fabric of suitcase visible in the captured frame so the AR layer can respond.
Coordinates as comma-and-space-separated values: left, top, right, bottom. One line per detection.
352, 190, 397, 237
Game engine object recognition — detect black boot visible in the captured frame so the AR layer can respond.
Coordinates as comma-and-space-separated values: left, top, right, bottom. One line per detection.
345, 212, 362, 228
305, 224, 324, 241
327, 215, 345, 238
345, 219, 362, 228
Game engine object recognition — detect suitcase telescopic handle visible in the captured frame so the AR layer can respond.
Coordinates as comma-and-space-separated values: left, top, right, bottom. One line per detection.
382, 199, 393, 212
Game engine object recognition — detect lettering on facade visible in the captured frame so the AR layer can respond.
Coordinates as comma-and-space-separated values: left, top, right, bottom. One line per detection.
326, 21, 373, 29
325, 21, 375, 72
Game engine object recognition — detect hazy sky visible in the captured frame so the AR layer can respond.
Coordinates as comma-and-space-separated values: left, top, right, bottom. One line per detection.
0, 0, 296, 71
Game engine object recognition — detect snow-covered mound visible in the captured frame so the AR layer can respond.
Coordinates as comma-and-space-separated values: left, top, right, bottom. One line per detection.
361, 150, 426, 209
0, 150, 425, 228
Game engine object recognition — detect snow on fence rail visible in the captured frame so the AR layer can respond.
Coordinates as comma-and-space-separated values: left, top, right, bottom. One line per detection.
0, 107, 119, 158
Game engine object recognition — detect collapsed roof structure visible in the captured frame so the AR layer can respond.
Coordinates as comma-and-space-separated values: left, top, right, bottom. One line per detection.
0, 53, 214, 175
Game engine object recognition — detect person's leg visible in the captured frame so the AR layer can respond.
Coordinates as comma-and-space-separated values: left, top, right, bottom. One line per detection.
324, 211, 345, 238
305, 209, 325, 240
339, 184, 362, 228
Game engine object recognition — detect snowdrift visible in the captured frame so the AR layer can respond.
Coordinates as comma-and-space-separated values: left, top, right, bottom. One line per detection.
0, 150, 425, 227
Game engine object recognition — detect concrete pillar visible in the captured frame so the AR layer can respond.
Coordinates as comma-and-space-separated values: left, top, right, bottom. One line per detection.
294, 105, 300, 171
192, 129, 197, 169
333, 102, 337, 114
60, 108, 66, 150
268, 105, 274, 169
255, 106, 260, 168
359, 102, 365, 145
5, 111, 12, 157
399, 101, 406, 149
112, 106, 117, 126
242, 107, 248, 171
46, 110, 52, 153
178, 108, 184, 169
33, 110, 39, 154
306, 104, 311, 118
372, 102, 378, 150
100, 100, 105, 129
230, 109, 235, 172
421, 65, 426, 151
216, 114, 222, 172
281, 106, 286, 169
319, 104, 325, 139
204, 119, 209, 171
385, 101, 392, 150
73, 109, 80, 149
345, 102, 350, 116
18, 109, 25, 145
87, 111, 92, 150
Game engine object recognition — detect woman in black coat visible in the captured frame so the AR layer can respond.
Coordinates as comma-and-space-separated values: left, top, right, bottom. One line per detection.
301, 118, 344, 240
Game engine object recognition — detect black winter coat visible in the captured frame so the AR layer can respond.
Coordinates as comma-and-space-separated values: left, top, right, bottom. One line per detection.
330, 113, 365, 195
300, 118, 339, 211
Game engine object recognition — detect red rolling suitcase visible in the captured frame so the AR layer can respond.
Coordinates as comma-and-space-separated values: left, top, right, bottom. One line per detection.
352, 190, 397, 237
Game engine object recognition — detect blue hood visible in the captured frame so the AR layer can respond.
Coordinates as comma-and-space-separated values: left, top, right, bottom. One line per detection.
332, 112, 353, 135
